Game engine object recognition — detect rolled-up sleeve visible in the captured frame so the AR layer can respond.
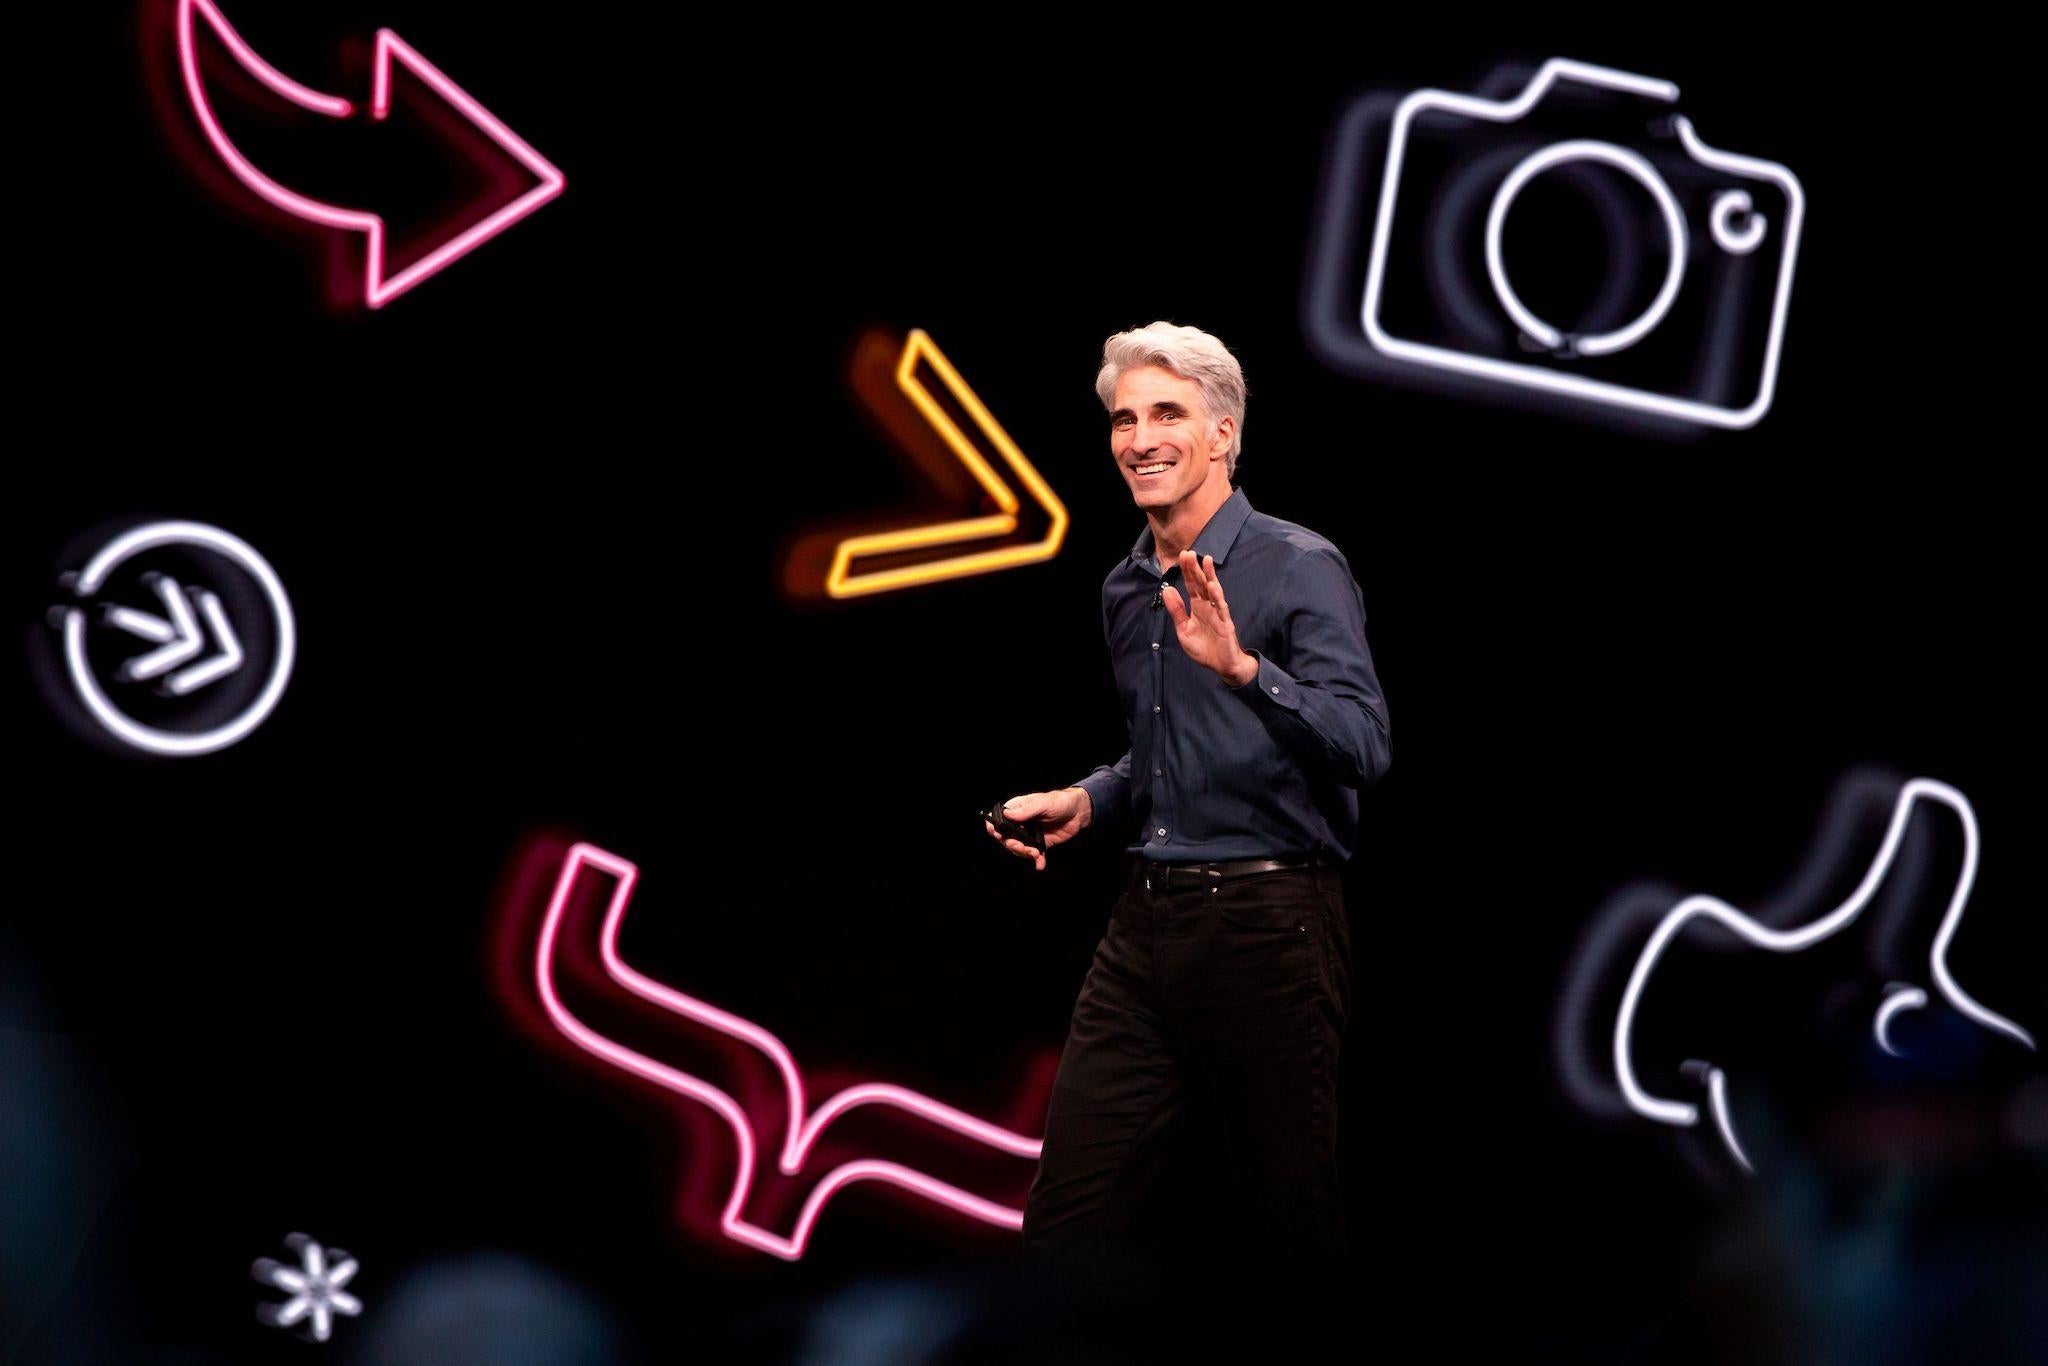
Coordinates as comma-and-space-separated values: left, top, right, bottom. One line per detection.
1229, 546, 1390, 787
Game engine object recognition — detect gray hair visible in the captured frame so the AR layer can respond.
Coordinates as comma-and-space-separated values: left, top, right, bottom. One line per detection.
1094, 321, 1247, 477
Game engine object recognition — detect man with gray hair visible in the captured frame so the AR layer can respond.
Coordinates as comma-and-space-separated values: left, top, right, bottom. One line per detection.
986, 321, 1390, 1271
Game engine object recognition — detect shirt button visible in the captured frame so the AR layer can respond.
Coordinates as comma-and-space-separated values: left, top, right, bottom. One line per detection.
1153, 705, 1161, 713
1156, 828, 1167, 837
1154, 768, 1163, 776
1270, 685, 1281, 694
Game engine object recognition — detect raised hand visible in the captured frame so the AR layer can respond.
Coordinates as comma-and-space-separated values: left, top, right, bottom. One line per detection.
1161, 550, 1257, 687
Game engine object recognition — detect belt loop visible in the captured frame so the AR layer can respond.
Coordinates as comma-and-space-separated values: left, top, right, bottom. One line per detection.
1309, 841, 1324, 898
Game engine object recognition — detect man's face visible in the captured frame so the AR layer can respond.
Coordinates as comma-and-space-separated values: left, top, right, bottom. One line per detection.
1109, 365, 1231, 513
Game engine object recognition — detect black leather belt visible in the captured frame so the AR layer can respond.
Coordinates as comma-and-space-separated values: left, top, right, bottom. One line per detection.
1141, 855, 1334, 890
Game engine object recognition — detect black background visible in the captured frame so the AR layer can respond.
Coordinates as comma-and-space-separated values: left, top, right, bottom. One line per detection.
6, 6, 2041, 1363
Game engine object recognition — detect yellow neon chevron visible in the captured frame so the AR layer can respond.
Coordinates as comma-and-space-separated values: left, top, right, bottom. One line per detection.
824, 330, 1069, 598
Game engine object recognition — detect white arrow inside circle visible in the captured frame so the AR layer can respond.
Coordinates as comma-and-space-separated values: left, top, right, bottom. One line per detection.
105, 573, 244, 695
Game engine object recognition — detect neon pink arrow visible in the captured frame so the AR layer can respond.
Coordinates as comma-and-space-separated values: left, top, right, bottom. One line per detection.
534, 843, 1044, 1261
174, 0, 566, 308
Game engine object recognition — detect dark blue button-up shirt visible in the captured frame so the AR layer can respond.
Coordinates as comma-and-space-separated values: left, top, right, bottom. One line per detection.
1072, 485, 1390, 863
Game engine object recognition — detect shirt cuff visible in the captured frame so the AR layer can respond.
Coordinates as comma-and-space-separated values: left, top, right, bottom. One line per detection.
1072, 769, 1128, 826
1230, 648, 1302, 710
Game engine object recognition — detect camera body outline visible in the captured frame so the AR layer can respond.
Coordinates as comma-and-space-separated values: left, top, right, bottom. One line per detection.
1359, 57, 1806, 429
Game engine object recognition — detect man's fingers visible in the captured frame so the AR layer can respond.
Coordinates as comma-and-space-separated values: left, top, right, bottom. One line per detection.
986, 822, 1036, 861
1194, 554, 1226, 616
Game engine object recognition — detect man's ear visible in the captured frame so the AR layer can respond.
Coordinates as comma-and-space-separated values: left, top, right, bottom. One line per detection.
1209, 414, 1236, 462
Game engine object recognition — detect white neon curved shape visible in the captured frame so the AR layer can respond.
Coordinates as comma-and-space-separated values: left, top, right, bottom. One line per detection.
1709, 190, 1766, 255
1874, 985, 1929, 1059
1360, 56, 1806, 428
1483, 140, 1688, 357
61, 521, 295, 757
183, 5, 352, 115
534, 843, 1043, 1260
1671, 115, 1805, 419
1612, 778, 2034, 1159
1703, 1066, 1753, 1175
175, 0, 566, 308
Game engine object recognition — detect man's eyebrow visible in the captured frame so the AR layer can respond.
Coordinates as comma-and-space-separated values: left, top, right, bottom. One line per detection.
1108, 407, 1134, 422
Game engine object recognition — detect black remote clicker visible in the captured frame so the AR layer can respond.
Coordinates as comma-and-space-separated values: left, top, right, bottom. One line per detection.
979, 799, 1047, 853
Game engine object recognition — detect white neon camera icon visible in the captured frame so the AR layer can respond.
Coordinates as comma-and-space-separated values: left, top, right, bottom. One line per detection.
1360, 58, 1805, 428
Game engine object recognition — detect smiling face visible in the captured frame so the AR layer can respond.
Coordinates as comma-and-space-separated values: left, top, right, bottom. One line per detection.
1109, 365, 1233, 514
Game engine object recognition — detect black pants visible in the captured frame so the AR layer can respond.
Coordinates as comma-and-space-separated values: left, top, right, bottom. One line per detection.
1022, 854, 1351, 1267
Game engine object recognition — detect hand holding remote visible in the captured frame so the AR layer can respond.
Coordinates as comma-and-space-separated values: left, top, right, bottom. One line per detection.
980, 789, 1092, 871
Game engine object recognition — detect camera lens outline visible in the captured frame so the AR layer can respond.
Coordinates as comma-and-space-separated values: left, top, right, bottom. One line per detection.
1485, 139, 1687, 358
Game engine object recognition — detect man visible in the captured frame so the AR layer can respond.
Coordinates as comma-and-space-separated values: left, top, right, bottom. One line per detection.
986, 321, 1391, 1268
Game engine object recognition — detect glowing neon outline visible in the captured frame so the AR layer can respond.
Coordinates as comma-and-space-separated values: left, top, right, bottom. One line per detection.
1360, 57, 1806, 428
172, 592, 245, 694
61, 521, 296, 757
1873, 984, 1929, 1059
824, 330, 1069, 598
1483, 140, 1689, 358
1613, 778, 2035, 1170
109, 576, 245, 694
174, 0, 566, 308
532, 842, 1043, 1260
1702, 1066, 1752, 1175
253, 1234, 362, 1343
1709, 190, 1766, 255
113, 576, 205, 681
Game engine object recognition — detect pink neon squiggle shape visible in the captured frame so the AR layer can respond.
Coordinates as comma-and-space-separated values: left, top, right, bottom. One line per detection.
174, 0, 566, 308
533, 843, 1043, 1261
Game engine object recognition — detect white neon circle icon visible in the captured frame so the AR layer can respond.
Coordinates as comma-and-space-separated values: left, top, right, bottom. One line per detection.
61, 521, 296, 757
1710, 190, 1766, 255
1484, 139, 1689, 358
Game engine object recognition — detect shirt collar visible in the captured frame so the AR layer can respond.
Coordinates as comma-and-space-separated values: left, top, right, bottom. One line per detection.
1129, 485, 1254, 576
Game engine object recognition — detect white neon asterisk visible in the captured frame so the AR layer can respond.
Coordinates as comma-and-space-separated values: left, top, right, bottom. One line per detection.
253, 1233, 362, 1343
